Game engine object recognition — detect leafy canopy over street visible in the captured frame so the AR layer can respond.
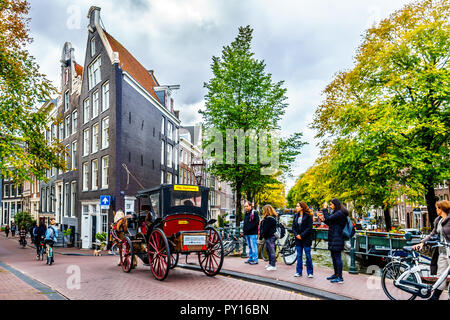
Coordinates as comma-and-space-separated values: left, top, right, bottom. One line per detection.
289, 0, 449, 229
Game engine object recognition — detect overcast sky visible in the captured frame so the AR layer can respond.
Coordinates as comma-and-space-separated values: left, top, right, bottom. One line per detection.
28, 0, 413, 191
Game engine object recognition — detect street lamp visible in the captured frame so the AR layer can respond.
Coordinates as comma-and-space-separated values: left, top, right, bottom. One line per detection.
191, 157, 205, 186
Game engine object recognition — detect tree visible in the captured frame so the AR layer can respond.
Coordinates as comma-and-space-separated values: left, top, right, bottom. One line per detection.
0, 0, 66, 182
13, 211, 35, 229
312, 0, 449, 226
201, 26, 305, 227
254, 182, 287, 209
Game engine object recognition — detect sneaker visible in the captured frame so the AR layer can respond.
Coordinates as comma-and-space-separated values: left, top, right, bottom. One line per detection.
266, 266, 277, 271
308, 274, 314, 278
330, 277, 344, 283
294, 273, 302, 277
244, 260, 251, 264
249, 261, 258, 265
327, 274, 338, 280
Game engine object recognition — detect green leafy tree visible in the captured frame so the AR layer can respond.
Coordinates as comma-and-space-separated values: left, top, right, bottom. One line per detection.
13, 211, 34, 230
312, 0, 449, 226
0, 0, 66, 182
201, 26, 305, 227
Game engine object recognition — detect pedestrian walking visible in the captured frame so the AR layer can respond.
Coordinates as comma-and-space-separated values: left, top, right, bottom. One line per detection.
243, 201, 260, 265
259, 204, 278, 271
29, 223, 36, 243
318, 199, 348, 284
11, 223, 16, 237
413, 200, 450, 300
5, 225, 10, 238
292, 201, 314, 278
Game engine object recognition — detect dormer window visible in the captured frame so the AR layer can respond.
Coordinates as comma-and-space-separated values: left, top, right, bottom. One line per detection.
90, 37, 96, 57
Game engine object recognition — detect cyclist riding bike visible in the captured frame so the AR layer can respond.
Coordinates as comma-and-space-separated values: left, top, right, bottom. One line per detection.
34, 222, 47, 259
44, 218, 58, 265
18, 225, 27, 247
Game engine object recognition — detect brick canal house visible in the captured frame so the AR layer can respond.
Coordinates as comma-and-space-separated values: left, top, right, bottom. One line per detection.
77, 7, 180, 248
37, 6, 181, 248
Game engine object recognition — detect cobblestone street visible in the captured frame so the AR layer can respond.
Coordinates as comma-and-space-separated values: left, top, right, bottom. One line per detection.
0, 235, 317, 300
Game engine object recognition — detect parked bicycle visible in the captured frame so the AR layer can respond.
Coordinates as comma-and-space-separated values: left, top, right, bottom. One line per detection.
221, 229, 245, 256
381, 234, 450, 300
259, 229, 297, 265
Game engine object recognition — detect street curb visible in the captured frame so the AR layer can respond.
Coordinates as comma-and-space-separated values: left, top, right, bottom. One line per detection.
177, 263, 353, 301
0, 261, 68, 300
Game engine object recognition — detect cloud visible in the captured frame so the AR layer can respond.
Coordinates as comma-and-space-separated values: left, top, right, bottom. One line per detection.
27, 0, 413, 191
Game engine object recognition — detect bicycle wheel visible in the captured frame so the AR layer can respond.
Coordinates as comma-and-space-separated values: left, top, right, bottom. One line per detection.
381, 261, 420, 300
282, 239, 297, 265
223, 241, 235, 256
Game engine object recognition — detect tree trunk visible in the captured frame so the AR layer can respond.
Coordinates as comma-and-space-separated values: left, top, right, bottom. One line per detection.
425, 185, 438, 229
384, 207, 392, 232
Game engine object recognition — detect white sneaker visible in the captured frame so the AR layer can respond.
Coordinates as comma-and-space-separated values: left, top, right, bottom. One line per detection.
266, 266, 277, 271
294, 273, 302, 277
308, 274, 314, 278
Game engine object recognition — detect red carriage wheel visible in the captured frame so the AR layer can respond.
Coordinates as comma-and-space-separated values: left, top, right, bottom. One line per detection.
198, 227, 224, 276
119, 237, 134, 273
148, 228, 170, 281
169, 252, 179, 269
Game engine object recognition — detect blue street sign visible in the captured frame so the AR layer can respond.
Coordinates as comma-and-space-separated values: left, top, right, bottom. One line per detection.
100, 195, 111, 207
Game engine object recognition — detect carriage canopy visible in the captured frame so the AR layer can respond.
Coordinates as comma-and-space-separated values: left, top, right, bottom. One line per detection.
136, 184, 210, 219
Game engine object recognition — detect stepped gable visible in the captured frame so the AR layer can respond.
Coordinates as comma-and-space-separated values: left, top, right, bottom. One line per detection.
103, 30, 160, 101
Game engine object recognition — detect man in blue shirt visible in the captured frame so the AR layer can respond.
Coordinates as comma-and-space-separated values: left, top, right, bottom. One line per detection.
44, 218, 58, 264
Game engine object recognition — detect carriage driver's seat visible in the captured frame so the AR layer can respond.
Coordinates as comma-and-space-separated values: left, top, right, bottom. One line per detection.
126, 213, 138, 237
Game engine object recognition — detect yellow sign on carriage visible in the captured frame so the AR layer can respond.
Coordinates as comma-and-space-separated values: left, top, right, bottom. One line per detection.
174, 185, 199, 192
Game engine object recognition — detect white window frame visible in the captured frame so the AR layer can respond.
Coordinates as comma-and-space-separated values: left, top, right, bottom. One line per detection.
161, 141, 165, 165
71, 181, 76, 217
83, 128, 90, 156
88, 55, 101, 90
101, 156, 109, 189
72, 110, 77, 135
83, 98, 90, 124
92, 90, 99, 118
167, 144, 173, 168
91, 159, 99, 191
92, 123, 99, 154
64, 90, 69, 112
90, 37, 96, 57
65, 115, 71, 138
168, 122, 173, 140
71, 140, 77, 170
82, 162, 89, 191
101, 117, 109, 149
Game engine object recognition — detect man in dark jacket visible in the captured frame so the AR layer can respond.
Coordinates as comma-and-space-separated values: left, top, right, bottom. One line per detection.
243, 201, 260, 265
318, 199, 347, 283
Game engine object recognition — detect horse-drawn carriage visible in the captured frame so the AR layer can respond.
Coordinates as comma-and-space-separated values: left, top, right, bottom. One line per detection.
111, 184, 224, 281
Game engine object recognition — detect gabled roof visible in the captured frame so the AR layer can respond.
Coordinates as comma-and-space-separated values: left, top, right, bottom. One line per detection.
103, 31, 160, 101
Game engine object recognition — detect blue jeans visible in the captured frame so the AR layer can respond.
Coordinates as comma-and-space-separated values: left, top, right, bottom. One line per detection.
296, 245, 313, 275
330, 250, 343, 278
265, 236, 276, 267
245, 234, 258, 262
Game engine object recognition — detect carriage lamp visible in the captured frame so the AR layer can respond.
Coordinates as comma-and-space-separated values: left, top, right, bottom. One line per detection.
192, 157, 205, 186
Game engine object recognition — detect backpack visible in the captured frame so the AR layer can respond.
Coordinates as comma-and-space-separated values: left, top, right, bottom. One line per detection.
343, 217, 355, 240
274, 220, 286, 240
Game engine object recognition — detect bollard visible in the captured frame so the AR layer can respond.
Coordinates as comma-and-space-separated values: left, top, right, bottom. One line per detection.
349, 236, 358, 274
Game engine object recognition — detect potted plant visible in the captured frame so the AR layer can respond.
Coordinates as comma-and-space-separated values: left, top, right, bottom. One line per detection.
95, 232, 107, 251
63, 228, 73, 247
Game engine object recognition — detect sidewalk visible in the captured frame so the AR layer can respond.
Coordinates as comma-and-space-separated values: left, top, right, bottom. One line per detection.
0, 264, 49, 300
